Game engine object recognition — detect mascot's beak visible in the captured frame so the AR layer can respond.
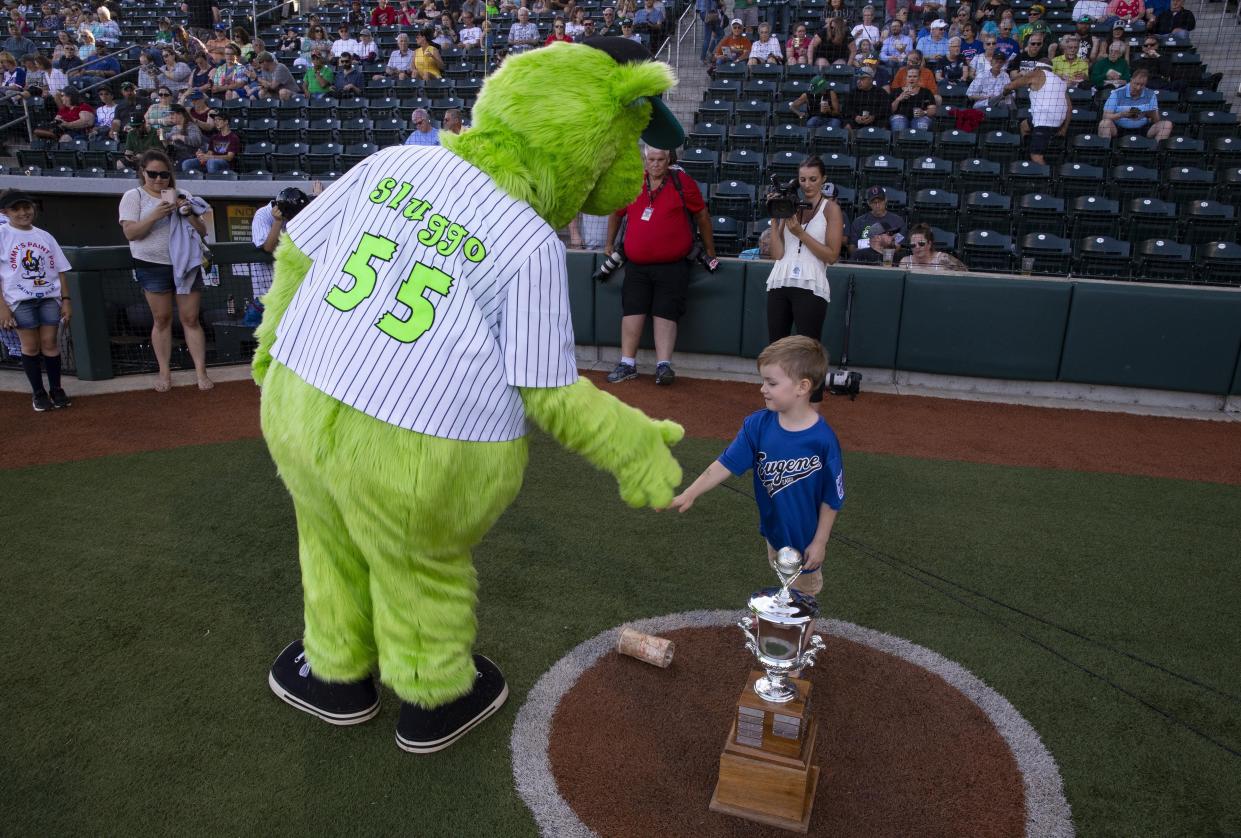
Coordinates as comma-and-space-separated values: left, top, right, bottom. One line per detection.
583, 36, 685, 150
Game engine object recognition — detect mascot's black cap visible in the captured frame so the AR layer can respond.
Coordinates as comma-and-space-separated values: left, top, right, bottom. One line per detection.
582, 36, 685, 150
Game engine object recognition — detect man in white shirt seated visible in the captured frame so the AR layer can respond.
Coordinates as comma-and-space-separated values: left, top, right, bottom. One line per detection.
459, 11, 483, 49
967, 50, 1011, 104
748, 22, 783, 64
331, 25, 362, 62
404, 107, 440, 145
378, 32, 414, 79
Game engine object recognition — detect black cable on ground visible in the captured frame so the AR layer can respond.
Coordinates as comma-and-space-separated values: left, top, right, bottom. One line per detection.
715, 479, 1241, 761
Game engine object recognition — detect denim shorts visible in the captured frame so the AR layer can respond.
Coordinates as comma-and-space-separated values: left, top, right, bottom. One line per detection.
13, 297, 61, 329
133, 261, 202, 294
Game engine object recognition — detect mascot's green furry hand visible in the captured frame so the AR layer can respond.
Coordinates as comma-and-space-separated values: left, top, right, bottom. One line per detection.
521, 379, 684, 508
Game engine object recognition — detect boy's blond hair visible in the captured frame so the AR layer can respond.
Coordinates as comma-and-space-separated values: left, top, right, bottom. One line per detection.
757, 336, 829, 389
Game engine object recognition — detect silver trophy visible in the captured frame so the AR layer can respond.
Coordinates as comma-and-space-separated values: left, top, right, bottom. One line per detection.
738, 547, 826, 703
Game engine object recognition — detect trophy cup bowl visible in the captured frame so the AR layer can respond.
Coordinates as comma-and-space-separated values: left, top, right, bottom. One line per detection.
739, 586, 825, 704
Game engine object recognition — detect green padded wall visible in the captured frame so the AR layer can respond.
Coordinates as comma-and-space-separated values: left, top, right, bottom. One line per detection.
564, 251, 596, 345
594, 262, 745, 356
897, 273, 1071, 380
1060, 282, 1241, 395
740, 264, 904, 367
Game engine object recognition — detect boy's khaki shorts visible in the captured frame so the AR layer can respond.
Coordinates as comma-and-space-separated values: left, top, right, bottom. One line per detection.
791, 570, 823, 596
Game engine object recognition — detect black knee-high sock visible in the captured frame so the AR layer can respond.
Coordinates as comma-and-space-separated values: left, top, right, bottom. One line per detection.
44, 354, 61, 391
20, 353, 43, 394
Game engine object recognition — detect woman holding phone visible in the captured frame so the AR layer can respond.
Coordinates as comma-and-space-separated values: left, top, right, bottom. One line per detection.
117, 150, 213, 392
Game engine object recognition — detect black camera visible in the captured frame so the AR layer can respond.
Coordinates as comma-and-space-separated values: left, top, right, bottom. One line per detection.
765, 175, 810, 220
592, 246, 626, 282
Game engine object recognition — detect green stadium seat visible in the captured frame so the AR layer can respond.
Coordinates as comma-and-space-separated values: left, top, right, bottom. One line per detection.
1180, 200, 1235, 245
963, 190, 1012, 235
679, 148, 719, 182
1071, 196, 1122, 238
1006, 159, 1052, 197
768, 150, 806, 181
957, 157, 1002, 194
721, 149, 765, 185
1196, 241, 1241, 285
1163, 166, 1215, 203
1135, 239, 1193, 283
906, 156, 953, 193
1110, 165, 1160, 203
1019, 232, 1072, 274
861, 154, 905, 189
1057, 161, 1105, 200
962, 230, 1013, 272
1016, 193, 1066, 238
1068, 133, 1111, 167
935, 129, 977, 162
1074, 236, 1131, 278
1161, 135, 1205, 169
1125, 197, 1177, 242
911, 188, 959, 234
980, 130, 1022, 163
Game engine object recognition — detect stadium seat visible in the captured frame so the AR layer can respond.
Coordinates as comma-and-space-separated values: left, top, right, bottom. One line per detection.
721, 149, 765, 185
963, 190, 1012, 234
679, 148, 719, 183
1113, 134, 1158, 168
818, 152, 856, 190
340, 143, 378, 169
1068, 133, 1111, 167
893, 129, 933, 160
1174, 200, 1228, 247
768, 150, 806, 181
853, 127, 891, 158
688, 122, 727, 151
1057, 161, 1106, 200
1074, 236, 1131, 278
370, 118, 405, 146
1211, 137, 1241, 174
769, 123, 808, 153
930, 227, 958, 254
906, 156, 953, 193
338, 118, 370, 146
1019, 233, 1072, 274
1164, 166, 1215, 204
1067, 108, 1099, 137
1006, 159, 1051, 197
1110, 165, 1160, 203
1071, 196, 1122, 239
709, 180, 758, 221
1193, 110, 1239, 145
697, 98, 734, 124
1216, 167, 1241, 209
733, 99, 772, 126
1125, 197, 1177, 242
911, 189, 959, 234
49, 140, 86, 169
809, 125, 849, 154
239, 171, 274, 181
742, 79, 780, 101
305, 97, 338, 121
242, 117, 276, 144
860, 154, 904, 190
1161, 136, 1206, 169
956, 158, 1002, 194
935, 129, 977, 162
710, 215, 744, 257
1015, 193, 1066, 238
729, 122, 767, 153
962, 230, 1013, 272
1196, 241, 1241, 285
205, 170, 239, 181
271, 142, 309, 173
980, 131, 1022, 164
1135, 239, 1193, 283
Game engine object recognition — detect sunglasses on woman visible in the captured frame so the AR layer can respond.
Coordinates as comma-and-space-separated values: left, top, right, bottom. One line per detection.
911, 240, 929, 248
145, 169, 172, 179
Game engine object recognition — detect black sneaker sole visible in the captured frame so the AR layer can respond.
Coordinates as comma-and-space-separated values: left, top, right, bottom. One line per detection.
655, 374, 675, 385
607, 372, 638, 383
267, 670, 381, 726
394, 682, 509, 754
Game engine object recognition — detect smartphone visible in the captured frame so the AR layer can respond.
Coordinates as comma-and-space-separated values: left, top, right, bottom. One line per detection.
160, 188, 176, 204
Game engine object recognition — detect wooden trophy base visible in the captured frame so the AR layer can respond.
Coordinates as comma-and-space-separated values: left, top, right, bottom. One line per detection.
709, 672, 819, 833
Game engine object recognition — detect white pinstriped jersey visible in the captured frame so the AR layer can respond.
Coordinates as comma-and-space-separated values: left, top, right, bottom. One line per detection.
271, 145, 578, 442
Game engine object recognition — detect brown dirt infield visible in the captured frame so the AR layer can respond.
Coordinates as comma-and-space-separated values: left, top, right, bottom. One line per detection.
548, 626, 1025, 838
3, 370, 1240, 485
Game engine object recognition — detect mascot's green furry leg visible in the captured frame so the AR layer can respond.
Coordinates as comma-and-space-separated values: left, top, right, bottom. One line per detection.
262, 362, 528, 706
258, 237, 528, 708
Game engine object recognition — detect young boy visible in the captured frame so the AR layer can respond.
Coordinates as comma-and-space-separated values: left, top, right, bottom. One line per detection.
0, 190, 73, 411
669, 336, 844, 595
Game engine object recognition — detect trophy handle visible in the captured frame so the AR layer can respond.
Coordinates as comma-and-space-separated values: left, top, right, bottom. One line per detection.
799, 634, 826, 670
738, 616, 759, 657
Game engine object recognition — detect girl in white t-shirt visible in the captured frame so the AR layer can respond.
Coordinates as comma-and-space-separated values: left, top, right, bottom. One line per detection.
0, 190, 73, 410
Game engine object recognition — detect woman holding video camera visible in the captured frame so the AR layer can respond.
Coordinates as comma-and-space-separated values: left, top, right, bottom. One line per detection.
764, 156, 843, 350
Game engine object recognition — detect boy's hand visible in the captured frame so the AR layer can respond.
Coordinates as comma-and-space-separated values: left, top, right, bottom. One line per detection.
0, 303, 15, 330
803, 540, 826, 572
666, 491, 694, 513
60, 298, 72, 323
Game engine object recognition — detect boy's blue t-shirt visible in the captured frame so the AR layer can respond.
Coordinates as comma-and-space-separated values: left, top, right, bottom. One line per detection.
719, 409, 845, 554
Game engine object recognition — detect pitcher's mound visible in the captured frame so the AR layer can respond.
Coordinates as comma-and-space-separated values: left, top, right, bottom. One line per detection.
513, 615, 1073, 838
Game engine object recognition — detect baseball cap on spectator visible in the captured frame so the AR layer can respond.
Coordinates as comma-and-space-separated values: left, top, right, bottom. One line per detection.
730, 17, 743, 25
869, 215, 904, 243
120, 81, 135, 90
0, 189, 36, 209
621, 18, 633, 26
1077, 14, 1093, 22
360, 28, 372, 35
1112, 21, 1126, 29
930, 19, 948, 28
856, 64, 875, 77
1029, 3, 1045, 13
865, 185, 887, 201
214, 22, 228, 29
187, 91, 204, 100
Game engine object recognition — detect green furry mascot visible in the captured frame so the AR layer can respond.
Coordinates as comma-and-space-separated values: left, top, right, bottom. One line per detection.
255, 38, 685, 753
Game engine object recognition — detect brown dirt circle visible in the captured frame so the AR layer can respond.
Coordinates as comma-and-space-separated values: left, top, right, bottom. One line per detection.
548, 626, 1025, 838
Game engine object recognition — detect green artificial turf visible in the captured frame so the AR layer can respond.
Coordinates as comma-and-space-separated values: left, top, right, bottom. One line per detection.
2, 434, 1239, 837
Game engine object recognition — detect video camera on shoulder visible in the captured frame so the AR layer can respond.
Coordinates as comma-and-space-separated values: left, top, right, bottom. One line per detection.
765, 174, 810, 219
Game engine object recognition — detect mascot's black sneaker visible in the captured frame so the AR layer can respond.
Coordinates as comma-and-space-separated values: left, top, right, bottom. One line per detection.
267, 639, 381, 726
395, 655, 509, 754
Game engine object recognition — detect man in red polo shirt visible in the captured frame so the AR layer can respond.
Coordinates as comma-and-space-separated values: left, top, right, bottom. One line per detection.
603, 146, 717, 386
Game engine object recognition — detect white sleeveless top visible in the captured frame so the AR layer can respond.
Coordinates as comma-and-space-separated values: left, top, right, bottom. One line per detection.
766, 198, 831, 303
1029, 67, 1069, 128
